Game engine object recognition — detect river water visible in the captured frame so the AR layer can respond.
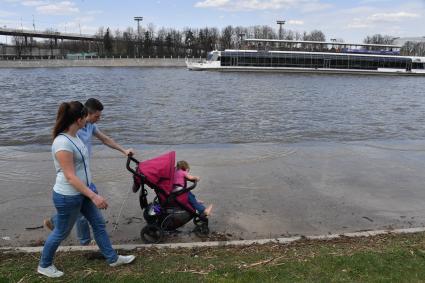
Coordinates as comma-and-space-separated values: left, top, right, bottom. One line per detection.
1, 67, 424, 147
2, 67, 425, 245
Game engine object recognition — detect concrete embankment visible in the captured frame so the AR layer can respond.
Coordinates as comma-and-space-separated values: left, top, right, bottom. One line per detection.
2, 141, 425, 247
0, 58, 188, 68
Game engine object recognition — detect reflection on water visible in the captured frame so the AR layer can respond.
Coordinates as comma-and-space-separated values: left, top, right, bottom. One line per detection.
1, 67, 425, 146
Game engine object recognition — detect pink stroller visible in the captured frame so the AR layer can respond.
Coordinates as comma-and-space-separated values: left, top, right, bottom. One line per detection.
126, 151, 209, 243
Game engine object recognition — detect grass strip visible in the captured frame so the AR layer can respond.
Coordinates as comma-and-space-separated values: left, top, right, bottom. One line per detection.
2, 232, 425, 282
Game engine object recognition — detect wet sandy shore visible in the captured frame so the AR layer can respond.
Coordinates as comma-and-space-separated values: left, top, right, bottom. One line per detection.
1, 140, 425, 247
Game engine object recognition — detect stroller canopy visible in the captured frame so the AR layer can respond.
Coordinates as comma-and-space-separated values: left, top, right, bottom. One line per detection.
139, 151, 175, 195
138, 151, 194, 213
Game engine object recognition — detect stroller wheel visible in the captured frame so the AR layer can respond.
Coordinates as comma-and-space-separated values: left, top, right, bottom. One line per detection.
193, 223, 210, 238
193, 216, 207, 226
140, 224, 164, 244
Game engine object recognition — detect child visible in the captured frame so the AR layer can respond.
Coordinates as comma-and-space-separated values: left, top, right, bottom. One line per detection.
174, 160, 213, 216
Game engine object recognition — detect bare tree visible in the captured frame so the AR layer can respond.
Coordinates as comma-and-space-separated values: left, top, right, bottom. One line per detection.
363, 34, 395, 45
401, 41, 425, 56
220, 25, 233, 50
304, 30, 326, 42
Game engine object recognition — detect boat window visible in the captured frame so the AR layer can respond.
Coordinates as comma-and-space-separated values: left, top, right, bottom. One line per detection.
218, 51, 414, 71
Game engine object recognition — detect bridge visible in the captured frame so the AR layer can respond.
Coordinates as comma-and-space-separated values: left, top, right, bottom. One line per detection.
0, 27, 104, 59
0, 27, 102, 44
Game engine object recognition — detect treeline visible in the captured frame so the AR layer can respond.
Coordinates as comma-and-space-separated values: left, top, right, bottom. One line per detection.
99, 27, 425, 57
83, 25, 325, 57
364, 34, 425, 56
12, 25, 425, 57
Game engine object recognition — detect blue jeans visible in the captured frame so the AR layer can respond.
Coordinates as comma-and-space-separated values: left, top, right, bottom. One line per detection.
39, 191, 118, 267
51, 183, 97, 245
51, 214, 91, 245
188, 192, 205, 213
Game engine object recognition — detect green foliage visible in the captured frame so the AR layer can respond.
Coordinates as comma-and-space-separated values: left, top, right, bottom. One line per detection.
2, 233, 425, 282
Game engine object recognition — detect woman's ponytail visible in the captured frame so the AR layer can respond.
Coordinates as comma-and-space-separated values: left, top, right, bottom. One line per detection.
52, 101, 87, 140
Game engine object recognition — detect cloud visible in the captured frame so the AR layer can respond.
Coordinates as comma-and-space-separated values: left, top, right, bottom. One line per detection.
347, 19, 370, 29
347, 10, 420, 29
300, 2, 332, 13
359, 0, 392, 3
195, 0, 231, 8
287, 19, 304, 25
21, 0, 47, 6
36, 1, 79, 15
368, 11, 419, 22
0, 10, 16, 17
194, 0, 332, 12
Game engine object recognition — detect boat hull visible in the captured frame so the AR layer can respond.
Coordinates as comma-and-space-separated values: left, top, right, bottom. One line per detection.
187, 65, 425, 76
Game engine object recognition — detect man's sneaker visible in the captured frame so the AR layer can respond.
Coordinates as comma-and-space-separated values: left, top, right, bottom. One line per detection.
109, 255, 136, 267
43, 218, 54, 231
37, 265, 64, 278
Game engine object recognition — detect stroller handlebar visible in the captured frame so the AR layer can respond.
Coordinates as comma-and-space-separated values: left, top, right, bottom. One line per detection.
126, 155, 142, 177
186, 180, 197, 191
171, 180, 197, 197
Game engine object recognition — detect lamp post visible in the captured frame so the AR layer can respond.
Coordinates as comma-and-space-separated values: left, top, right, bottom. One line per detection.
276, 20, 285, 40
330, 38, 336, 50
238, 33, 245, 49
277, 20, 285, 49
134, 16, 143, 57
4, 26, 7, 45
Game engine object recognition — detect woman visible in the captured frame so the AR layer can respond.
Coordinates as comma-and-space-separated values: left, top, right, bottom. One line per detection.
38, 101, 135, 278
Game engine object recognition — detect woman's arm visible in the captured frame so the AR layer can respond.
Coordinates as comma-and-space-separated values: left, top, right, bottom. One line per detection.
56, 150, 108, 209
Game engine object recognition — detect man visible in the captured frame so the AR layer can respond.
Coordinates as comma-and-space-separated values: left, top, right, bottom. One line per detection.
44, 98, 133, 245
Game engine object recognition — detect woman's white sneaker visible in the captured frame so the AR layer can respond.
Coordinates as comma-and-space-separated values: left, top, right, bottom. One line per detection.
37, 265, 64, 278
109, 255, 136, 267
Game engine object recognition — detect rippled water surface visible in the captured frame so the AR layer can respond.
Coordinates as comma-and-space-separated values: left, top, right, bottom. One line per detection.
1, 67, 424, 146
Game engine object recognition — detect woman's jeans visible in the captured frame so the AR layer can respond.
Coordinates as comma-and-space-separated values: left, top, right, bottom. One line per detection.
188, 192, 206, 213
51, 214, 91, 245
39, 191, 118, 267
51, 183, 98, 245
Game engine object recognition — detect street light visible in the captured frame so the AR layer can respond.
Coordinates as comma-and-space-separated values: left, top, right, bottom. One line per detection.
238, 33, 245, 49
134, 17, 143, 39
330, 38, 336, 51
134, 16, 143, 57
4, 26, 7, 45
276, 20, 285, 40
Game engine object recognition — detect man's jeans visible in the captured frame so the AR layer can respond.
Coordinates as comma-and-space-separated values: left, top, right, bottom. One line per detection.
39, 191, 118, 267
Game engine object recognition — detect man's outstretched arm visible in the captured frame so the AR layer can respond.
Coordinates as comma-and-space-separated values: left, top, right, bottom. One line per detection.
94, 129, 134, 156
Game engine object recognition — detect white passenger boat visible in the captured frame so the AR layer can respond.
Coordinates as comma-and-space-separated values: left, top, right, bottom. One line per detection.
186, 39, 425, 76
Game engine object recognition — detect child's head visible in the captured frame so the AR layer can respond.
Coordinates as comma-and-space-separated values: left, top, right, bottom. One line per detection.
176, 160, 190, 171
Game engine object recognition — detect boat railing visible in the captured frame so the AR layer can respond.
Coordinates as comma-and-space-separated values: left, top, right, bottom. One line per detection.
185, 57, 207, 64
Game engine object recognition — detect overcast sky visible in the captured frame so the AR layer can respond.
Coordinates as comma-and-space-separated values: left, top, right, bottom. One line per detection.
1, 0, 424, 43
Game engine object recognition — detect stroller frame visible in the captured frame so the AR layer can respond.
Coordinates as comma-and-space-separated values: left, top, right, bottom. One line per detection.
126, 154, 209, 243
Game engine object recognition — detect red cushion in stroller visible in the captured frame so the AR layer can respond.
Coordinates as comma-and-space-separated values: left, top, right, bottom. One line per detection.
137, 151, 195, 213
